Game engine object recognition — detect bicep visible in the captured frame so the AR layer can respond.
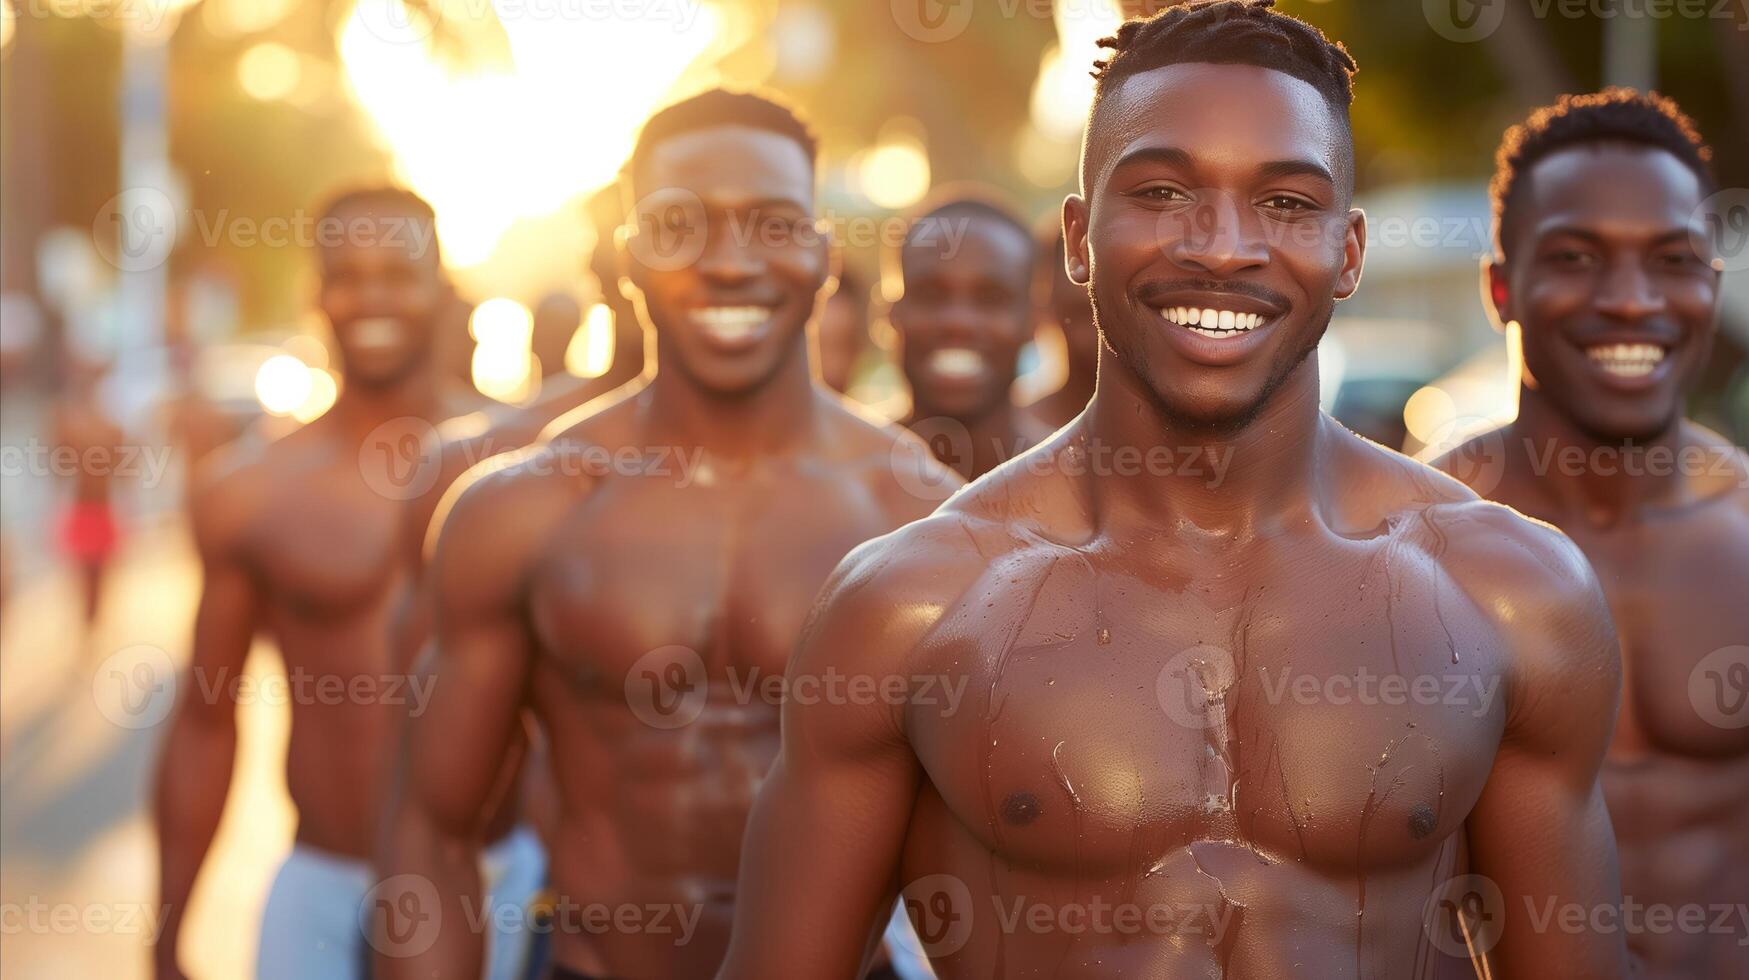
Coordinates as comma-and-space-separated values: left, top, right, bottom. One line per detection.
723, 572, 928, 978
1466, 570, 1626, 975
404, 522, 535, 836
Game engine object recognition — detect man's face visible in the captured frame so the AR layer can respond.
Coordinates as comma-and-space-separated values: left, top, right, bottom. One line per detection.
621, 126, 827, 398
891, 215, 1034, 420
1492, 144, 1720, 442
318, 206, 446, 389
1066, 63, 1364, 431
816, 289, 866, 394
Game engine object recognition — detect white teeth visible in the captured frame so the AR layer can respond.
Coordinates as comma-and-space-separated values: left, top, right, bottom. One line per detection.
1160, 306, 1268, 336
690, 306, 772, 341
1587, 343, 1665, 378
928, 347, 985, 379
350, 317, 403, 348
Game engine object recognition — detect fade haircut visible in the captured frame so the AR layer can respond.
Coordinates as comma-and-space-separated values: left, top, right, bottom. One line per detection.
1086, 0, 1357, 192
624, 88, 819, 197
315, 184, 441, 264
1491, 88, 1715, 257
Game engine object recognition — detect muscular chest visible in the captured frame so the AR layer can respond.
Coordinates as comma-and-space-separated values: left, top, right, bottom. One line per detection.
527, 469, 895, 691
908, 535, 1508, 881
1570, 515, 1749, 759
248, 473, 404, 616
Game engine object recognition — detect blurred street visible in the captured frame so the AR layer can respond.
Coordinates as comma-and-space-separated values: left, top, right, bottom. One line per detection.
1, 514, 295, 980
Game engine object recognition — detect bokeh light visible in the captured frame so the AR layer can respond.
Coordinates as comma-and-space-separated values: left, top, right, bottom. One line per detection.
566, 303, 617, 379
255, 353, 312, 415
237, 42, 302, 102
469, 297, 536, 403
855, 119, 931, 211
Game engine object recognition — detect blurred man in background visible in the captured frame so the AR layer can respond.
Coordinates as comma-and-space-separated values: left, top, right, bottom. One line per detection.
152, 186, 524, 980
816, 264, 873, 397
1436, 89, 1749, 979
381, 89, 956, 980
1024, 226, 1099, 430
891, 194, 1050, 481
52, 354, 125, 636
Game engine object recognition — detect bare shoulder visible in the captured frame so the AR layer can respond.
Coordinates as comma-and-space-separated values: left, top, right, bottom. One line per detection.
1678, 421, 1749, 514
187, 430, 294, 555
798, 505, 1013, 676
815, 392, 963, 522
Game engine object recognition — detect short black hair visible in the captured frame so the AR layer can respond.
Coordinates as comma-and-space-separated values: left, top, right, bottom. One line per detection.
626, 88, 818, 190
1087, 1, 1356, 190
1092, 1, 1354, 116
900, 192, 1033, 256
1491, 88, 1715, 256
315, 184, 440, 262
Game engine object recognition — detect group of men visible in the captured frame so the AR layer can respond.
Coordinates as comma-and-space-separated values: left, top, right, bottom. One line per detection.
150, 1, 1745, 978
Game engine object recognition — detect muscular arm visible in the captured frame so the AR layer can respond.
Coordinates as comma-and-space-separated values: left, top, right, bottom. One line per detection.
377, 464, 558, 978
152, 470, 260, 979
719, 518, 972, 979
1448, 504, 1629, 977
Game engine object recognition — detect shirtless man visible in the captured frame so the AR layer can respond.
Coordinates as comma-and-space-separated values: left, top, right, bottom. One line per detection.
152, 187, 496, 980
892, 195, 1053, 481
1435, 90, 1749, 978
380, 89, 956, 980
721, 4, 1628, 977
1025, 227, 1100, 430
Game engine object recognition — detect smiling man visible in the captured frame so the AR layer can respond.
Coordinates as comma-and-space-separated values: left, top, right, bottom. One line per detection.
153, 187, 490, 980
379, 90, 956, 980
1435, 90, 1749, 979
720, 3, 1628, 978
892, 194, 1053, 480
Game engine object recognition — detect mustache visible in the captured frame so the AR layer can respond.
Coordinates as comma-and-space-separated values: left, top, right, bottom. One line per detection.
1135, 278, 1292, 313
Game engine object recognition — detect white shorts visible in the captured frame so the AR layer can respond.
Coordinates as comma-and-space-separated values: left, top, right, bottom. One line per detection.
254, 826, 547, 980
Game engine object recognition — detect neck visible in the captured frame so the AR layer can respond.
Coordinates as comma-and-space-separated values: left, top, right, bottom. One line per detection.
1057, 358, 1098, 412
330, 365, 446, 434
645, 338, 819, 458
1509, 385, 1686, 522
911, 393, 1030, 480
1083, 351, 1324, 538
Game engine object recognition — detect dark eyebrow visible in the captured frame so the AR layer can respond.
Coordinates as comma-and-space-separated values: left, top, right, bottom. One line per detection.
1256, 159, 1335, 187
1111, 146, 1194, 173
1112, 147, 1334, 189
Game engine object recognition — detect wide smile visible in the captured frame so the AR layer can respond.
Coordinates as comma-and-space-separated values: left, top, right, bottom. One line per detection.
689, 305, 776, 349
1159, 305, 1276, 339
1581, 340, 1673, 391
924, 346, 989, 383
348, 316, 406, 350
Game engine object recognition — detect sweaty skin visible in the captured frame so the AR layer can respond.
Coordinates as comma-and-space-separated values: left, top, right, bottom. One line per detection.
894, 207, 1053, 481
153, 200, 476, 980
382, 122, 958, 979
722, 62, 1629, 980
1436, 141, 1749, 979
